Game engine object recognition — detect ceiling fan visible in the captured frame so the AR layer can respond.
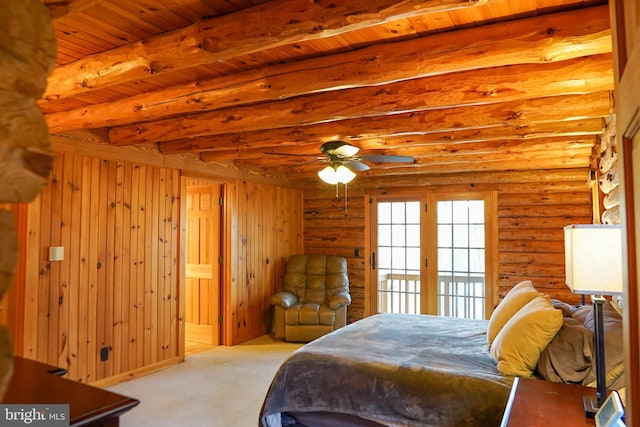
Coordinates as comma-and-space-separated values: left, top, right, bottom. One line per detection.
316, 141, 414, 184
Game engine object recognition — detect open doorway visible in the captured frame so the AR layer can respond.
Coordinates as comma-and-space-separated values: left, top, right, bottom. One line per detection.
184, 177, 223, 355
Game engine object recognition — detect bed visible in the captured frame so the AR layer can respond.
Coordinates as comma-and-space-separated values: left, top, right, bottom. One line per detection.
259, 281, 625, 427
260, 313, 512, 427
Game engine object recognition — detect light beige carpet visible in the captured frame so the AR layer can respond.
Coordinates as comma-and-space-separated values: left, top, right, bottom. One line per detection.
108, 335, 303, 427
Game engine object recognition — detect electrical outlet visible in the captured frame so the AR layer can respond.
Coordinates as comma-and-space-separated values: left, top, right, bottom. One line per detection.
100, 347, 109, 361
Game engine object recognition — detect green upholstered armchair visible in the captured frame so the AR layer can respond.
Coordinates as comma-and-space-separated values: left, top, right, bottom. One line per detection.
271, 255, 351, 342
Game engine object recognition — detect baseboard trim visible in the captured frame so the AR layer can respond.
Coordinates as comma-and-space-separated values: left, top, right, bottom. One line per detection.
90, 356, 184, 388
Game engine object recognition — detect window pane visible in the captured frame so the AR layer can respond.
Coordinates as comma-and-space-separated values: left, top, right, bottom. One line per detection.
378, 246, 391, 269
391, 202, 405, 220
470, 249, 485, 273
438, 248, 452, 272
378, 203, 391, 223
453, 224, 469, 247
438, 224, 452, 247
452, 201, 469, 224
378, 224, 391, 246
406, 202, 420, 223
406, 248, 420, 270
437, 201, 452, 223
391, 247, 406, 269
453, 248, 468, 272
392, 224, 406, 246
469, 200, 484, 223
469, 224, 484, 248
406, 224, 420, 246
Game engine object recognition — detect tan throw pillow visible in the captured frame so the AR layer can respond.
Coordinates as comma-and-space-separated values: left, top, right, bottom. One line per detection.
487, 280, 542, 348
490, 296, 563, 377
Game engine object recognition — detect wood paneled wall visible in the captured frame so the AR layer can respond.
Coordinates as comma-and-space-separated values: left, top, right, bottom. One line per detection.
20, 153, 182, 383
4, 142, 305, 383
227, 180, 304, 345
303, 170, 593, 322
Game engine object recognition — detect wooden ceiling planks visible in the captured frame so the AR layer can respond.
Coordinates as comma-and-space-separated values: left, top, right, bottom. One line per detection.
43, 0, 613, 184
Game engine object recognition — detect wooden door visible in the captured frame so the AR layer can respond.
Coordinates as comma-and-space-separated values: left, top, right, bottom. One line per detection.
609, 0, 640, 423
185, 181, 221, 345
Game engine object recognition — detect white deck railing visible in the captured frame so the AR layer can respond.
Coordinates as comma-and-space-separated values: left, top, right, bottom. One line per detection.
378, 273, 485, 319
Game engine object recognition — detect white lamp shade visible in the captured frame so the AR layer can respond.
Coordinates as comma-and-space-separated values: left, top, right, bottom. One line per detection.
318, 165, 356, 184
318, 166, 339, 184
335, 165, 355, 183
564, 224, 623, 295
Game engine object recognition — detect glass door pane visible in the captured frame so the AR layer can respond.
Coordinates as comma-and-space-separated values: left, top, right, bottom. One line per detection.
377, 201, 421, 314
436, 200, 485, 319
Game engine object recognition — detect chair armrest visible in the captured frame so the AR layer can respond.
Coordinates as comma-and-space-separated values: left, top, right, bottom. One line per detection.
329, 292, 351, 309
271, 291, 298, 309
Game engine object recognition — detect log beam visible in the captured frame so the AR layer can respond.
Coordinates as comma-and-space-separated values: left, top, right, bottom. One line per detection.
43, 0, 103, 18
172, 92, 609, 159
106, 54, 613, 145
160, 117, 605, 156
45, 6, 611, 134
42, 0, 489, 101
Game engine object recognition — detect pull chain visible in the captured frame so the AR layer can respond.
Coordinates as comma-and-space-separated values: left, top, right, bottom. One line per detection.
344, 183, 348, 216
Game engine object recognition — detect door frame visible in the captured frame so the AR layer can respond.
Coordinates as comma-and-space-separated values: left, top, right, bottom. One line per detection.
364, 189, 498, 318
179, 176, 232, 352
609, 0, 640, 421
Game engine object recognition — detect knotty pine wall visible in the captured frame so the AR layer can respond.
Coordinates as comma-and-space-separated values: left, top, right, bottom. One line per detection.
227, 180, 304, 344
303, 170, 593, 323
7, 151, 304, 384
20, 153, 182, 384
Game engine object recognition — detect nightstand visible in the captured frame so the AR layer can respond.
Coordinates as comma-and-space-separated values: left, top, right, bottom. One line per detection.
500, 377, 596, 426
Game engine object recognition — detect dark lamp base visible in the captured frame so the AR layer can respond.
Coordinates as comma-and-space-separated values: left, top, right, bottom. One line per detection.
582, 395, 599, 418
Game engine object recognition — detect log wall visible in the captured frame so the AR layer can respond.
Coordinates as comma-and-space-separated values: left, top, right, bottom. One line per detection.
303, 170, 594, 323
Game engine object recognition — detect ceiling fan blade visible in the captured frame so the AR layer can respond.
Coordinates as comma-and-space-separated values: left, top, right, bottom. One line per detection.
359, 154, 414, 163
265, 152, 318, 157
345, 159, 370, 171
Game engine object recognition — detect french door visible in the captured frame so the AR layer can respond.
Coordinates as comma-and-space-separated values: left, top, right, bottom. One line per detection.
366, 192, 497, 319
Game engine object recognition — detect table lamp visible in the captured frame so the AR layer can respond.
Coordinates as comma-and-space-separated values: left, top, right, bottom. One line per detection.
564, 224, 623, 417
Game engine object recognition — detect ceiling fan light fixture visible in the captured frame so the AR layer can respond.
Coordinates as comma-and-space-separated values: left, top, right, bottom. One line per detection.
335, 165, 356, 183
318, 165, 356, 184
318, 166, 339, 184
338, 144, 359, 157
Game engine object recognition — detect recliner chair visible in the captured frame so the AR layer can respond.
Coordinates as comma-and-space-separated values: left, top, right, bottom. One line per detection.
271, 254, 351, 342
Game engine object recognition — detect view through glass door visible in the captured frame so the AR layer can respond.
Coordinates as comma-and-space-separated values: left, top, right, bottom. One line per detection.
370, 193, 495, 319
376, 200, 421, 314
434, 199, 486, 319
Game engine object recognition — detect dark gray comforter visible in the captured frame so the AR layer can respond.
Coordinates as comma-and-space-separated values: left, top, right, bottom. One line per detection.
260, 313, 513, 427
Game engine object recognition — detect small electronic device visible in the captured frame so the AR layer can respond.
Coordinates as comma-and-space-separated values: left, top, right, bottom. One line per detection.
595, 391, 625, 427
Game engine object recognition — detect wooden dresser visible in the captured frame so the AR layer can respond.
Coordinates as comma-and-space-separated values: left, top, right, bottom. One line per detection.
501, 377, 596, 427
2, 356, 139, 426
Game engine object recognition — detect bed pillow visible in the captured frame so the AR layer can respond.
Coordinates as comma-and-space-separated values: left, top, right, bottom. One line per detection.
536, 316, 594, 383
490, 296, 563, 377
487, 280, 543, 348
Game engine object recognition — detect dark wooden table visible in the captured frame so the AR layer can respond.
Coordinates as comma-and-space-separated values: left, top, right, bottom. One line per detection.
500, 377, 596, 427
2, 356, 139, 426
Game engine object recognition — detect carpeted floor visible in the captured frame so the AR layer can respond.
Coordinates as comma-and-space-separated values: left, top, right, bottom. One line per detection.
108, 335, 303, 427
